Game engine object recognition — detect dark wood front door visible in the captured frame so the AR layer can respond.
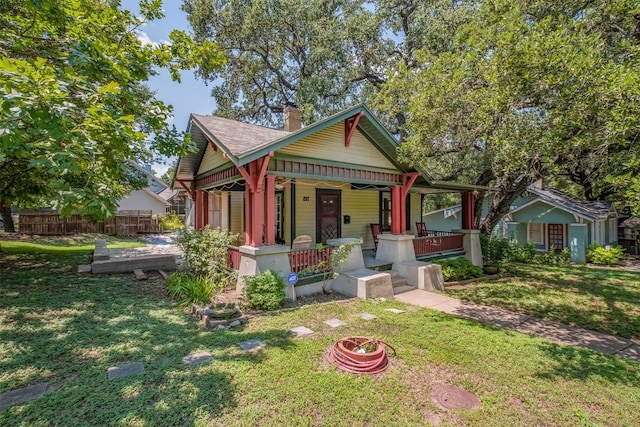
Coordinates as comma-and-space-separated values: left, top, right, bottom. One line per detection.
316, 189, 341, 244
548, 224, 564, 250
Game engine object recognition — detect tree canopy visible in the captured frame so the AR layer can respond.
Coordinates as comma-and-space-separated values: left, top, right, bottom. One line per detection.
185, 0, 640, 227
383, 0, 640, 229
0, 0, 224, 223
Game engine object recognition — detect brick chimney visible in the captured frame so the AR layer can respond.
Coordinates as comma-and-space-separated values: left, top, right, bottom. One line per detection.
284, 103, 302, 132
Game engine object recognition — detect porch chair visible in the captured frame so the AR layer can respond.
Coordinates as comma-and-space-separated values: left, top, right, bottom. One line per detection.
370, 223, 382, 251
291, 234, 313, 249
416, 221, 428, 237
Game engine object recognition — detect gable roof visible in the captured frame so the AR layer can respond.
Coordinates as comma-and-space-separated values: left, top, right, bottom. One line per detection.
177, 104, 432, 184
510, 186, 615, 221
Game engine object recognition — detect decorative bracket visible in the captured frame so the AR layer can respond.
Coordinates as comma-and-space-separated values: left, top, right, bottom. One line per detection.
175, 179, 195, 200
344, 111, 364, 147
401, 172, 420, 198
236, 152, 274, 193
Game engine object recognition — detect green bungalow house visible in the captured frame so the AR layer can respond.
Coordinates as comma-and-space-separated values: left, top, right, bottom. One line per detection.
172, 104, 485, 299
422, 184, 618, 263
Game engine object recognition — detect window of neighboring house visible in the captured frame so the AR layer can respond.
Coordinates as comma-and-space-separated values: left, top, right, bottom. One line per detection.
528, 223, 544, 245
608, 218, 617, 242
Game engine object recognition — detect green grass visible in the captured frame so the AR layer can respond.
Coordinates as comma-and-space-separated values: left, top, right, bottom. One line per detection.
0, 234, 144, 255
445, 263, 640, 340
1, 254, 639, 426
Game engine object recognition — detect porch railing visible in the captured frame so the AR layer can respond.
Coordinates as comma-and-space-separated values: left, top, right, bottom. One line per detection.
413, 231, 464, 257
289, 246, 332, 274
227, 246, 241, 270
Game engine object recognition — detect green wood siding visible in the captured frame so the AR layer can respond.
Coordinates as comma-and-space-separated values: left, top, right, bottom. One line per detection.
279, 123, 397, 170
198, 144, 231, 176
511, 201, 576, 224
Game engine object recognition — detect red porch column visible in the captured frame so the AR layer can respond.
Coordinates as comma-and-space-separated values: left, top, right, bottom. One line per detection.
202, 191, 209, 228
264, 175, 276, 245
237, 152, 273, 247
391, 185, 403, 235
251, 174, 265, 247
244, 184, 253, 245
194, 190, 203, 230
461, 191, 475, 229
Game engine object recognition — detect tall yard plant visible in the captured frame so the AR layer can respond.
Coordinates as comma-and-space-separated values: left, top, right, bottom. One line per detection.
174, 226, 238, 303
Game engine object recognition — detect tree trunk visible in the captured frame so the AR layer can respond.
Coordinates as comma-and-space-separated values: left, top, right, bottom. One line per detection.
1, 204, 15, 232
479, 172, 541, 235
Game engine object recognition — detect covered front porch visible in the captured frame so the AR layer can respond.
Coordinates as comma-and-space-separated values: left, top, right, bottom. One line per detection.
173, 104, 483, 299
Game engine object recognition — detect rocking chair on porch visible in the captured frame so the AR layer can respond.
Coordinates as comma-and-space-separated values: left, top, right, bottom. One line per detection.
370, 223, 382, 251
416, 221, 428, 237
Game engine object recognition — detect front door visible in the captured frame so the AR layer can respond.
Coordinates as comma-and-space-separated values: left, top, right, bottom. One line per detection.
548, 224, 564, 251
316, 189, 341, 244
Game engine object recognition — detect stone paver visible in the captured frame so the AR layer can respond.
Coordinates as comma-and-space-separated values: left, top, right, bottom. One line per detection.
324, 318, 346, 328
358, 312, 377, 320
395, 289, 454, 308
239, 338, 267, 351
182, 352, 213, 365
616, 343, 640, 362
107, 362, 145, 380
405, 306, 420, 312
514, 319, 633, 354
77, 264, 92, 273
290, 326, 314, 337
451, 302, 533, 329
385, 308, 405, 314
0, 383, 48, 409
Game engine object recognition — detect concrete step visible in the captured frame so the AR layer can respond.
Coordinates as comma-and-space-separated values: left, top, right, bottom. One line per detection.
387, 270, 401, 279
392, 278, 408, 288
392, 284, 416, 295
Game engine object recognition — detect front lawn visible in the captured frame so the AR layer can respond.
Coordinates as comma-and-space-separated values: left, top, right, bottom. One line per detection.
0, 233, 143, 255
445, 263, 640, 340
1, 252, 639, 426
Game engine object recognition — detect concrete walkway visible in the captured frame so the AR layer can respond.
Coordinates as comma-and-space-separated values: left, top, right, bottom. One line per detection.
395, 289, 640, 362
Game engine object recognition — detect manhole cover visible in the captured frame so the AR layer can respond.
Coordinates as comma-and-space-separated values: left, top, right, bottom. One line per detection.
429, 384, 482, 410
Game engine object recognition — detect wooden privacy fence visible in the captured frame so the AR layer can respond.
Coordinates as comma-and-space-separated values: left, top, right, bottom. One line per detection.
18, 210, 159, 236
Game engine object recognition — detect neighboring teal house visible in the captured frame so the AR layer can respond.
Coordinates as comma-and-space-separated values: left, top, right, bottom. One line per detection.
422, 185, 618, 263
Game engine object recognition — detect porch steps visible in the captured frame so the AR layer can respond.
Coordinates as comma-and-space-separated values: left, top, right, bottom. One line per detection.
388, 270, 415, 295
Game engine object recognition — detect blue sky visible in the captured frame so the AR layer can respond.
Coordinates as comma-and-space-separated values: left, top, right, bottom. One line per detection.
122, 0, 216, 176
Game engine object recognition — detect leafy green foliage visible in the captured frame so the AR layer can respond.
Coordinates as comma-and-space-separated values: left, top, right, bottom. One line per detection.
433, 257, 483, 282
299, 240, 360, 292
534, 247, 571, 266
0, 0, 224, 217
506, 241, 537, 264
378, 0, 640, 227
480, 235, 511, 265
176, 226, 237, 286
165, 271, 215, 306
159, 212, 185, 231
587, 244, 625, 266
243, 270, 286, 311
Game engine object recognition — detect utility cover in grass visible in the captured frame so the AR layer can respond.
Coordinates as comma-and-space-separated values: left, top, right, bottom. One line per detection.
107, 362, 144, 380
385, 308, 406, 314
324, 318, 346, 328
290, 326, 314, 337
0, 383, 48, 409
182, 352, 213, 365
358, 313, 377, 320
239, 338, 267, 352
